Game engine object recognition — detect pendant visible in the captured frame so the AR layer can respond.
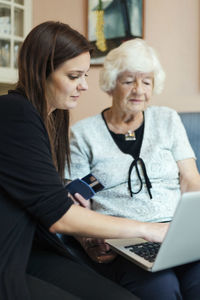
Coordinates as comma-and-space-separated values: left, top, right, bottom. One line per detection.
125, 130, 136, 141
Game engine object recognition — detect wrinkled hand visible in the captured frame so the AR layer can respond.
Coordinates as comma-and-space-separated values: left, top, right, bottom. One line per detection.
81, 237, 117, 264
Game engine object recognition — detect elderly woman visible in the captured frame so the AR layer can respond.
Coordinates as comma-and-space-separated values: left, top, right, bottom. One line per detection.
66, 39, 200, 299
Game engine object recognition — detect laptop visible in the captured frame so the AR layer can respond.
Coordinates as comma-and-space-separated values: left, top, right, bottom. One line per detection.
106, 191, 200, 272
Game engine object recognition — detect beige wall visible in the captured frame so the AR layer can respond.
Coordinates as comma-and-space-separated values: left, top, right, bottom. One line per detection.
33, 0, 200, 124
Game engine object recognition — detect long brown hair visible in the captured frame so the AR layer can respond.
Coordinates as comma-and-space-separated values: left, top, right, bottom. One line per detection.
16, 21, 92, 179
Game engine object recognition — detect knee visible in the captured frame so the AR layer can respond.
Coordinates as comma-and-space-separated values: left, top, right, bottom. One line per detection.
154, 273, 180, 298
135, 271, 181, 300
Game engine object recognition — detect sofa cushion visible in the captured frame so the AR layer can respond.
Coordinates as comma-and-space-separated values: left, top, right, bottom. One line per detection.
179, 112, 200, 171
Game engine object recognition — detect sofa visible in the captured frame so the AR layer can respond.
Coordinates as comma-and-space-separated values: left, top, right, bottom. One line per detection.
179, 112, 200, 171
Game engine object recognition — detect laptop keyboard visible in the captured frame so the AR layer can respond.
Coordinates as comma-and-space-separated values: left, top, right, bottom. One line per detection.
125, 242, 161, 263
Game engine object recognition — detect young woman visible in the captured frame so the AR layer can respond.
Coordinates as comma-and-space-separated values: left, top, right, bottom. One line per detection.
0, 21, 168, 300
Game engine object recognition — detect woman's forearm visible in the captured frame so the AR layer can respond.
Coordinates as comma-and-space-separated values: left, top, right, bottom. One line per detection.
49, 204, 169, 243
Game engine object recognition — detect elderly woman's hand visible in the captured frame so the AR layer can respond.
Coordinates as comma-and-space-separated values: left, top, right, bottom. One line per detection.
80, 237, 117, 264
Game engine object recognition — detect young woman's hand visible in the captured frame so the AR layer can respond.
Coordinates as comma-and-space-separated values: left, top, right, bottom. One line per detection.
143, 222, 170, 243
69, 192, 91, 209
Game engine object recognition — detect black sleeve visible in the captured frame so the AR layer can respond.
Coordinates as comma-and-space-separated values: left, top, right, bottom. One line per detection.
0, 93, 73, 229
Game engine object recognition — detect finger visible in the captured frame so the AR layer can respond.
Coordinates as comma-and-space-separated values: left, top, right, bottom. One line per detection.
96, 253, 117, 264
104, 243, 111, 252
87, 245, 112, 257
89, 241, 111, 251
86, 238, 105, 248
68, 193, 79, 205
91, 238, 106, 245
74, 193, 90, 208
96, 244, 110, 252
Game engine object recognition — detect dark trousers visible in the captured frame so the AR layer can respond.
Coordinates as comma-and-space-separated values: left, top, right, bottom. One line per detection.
27, 275, 80, 299
27, 249, 138, 300
92, 255, 200, 300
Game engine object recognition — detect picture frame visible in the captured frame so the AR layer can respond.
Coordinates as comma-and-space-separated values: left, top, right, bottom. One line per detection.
87, 0, 144, 65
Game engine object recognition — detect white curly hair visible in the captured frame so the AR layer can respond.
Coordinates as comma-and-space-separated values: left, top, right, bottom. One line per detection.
99, 38, 166, 94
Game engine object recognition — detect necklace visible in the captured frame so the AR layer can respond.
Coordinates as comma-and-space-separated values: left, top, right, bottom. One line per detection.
125, 130, 136, 141
102, 108, 142, 142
